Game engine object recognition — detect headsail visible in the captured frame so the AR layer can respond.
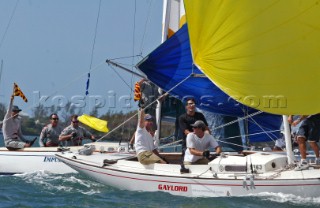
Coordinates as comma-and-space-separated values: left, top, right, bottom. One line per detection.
184, 0, 320, 115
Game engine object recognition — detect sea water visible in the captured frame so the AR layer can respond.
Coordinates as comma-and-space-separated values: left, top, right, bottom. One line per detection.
0, 171, 319, 208
0, 135, 319, 207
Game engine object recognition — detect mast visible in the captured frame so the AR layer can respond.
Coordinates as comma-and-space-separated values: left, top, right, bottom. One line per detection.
154, 0, 171, 144
155, 0, 185, 143
282, 115, 294, 164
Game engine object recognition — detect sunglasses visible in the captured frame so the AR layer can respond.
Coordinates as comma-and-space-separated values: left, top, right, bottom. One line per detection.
51, 118, 59, 120
187, 103, 195, 106
72, 121, 79, 123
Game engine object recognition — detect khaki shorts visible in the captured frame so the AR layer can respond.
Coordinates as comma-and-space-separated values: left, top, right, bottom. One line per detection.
5, 139, 25, 150
184, 157, 209, 165
137, 151, 162, 165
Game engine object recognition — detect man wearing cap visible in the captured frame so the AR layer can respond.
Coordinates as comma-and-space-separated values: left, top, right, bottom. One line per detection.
135, 109, 167, 165
59, 115, 95, 146
2, 95, 35, 150
179, 98, 210, 159
184, 120, 221, 165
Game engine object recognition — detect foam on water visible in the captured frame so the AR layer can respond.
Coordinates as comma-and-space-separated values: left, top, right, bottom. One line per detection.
250, 192, 320, 206
14, 171, 102, 195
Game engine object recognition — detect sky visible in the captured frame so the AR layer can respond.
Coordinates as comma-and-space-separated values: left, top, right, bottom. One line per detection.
0, 0, 163, 117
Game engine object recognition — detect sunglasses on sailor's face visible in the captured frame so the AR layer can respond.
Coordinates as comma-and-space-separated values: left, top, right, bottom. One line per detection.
51, 118, 59, 121
187, 102, 195, 106
72, 120, 79, 123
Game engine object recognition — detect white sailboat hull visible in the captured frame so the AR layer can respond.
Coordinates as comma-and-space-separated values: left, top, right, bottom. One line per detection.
0, 148, 76, 175
0, 142, 128, 175
56, 152, 320, 197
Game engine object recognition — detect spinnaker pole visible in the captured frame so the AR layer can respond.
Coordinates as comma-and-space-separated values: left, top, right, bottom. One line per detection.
106, 59, 145, 79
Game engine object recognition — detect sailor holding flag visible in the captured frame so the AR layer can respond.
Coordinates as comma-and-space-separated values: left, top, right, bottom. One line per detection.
2, 83, 36, 150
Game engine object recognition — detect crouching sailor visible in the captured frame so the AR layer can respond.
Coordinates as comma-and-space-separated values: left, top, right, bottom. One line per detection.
184, 120, 222, 165
135, 109, 167, 165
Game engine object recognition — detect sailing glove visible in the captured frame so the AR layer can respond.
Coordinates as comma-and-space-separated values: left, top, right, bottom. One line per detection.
202, 150, 210, 158
129, 143, 134, 150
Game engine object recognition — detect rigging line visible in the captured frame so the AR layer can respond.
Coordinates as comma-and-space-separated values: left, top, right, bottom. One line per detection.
108, 61, 136, 67
47, 61, 105, 100
219, 129, 281, 141
159, 139, 182, 147
126, 0, 138, 140
0, 60, 3, 85
108, 54, 142, 61
108, 65, 133, 91
0, 0, 19, 50
138, 0, 154, 55
89, 0, 102, 70
85, 0, 102, 99
128, 0, 138, 105
212, 111, 263, 131
127, 0, 137, 118
245, 116, 279, 142
216, 140, 244, 148
131, 0, 137, 67
96, 74, 193, 142
13, 61, 106, 116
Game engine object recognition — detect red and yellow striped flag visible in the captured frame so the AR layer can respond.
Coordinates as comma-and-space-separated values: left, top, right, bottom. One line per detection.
133, 82, 141, 101
13, 83, 28, 102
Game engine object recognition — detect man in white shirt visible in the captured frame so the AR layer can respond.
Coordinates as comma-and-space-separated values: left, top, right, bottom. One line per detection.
135, 109, 166, 165
184, 120, 222, 165
2, 95, 36, 150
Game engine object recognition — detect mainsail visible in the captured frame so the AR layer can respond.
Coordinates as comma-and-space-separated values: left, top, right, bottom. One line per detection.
184, 0, 320, 115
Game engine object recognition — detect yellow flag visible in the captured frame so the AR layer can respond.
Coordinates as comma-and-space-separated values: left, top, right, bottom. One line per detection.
134, 82, 141, 101
13, 83, 28, 102
78, 114, 109, 133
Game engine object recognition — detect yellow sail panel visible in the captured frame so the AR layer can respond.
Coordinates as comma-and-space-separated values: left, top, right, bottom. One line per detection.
78, 114, 109, 133
184, 0, 320, 115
